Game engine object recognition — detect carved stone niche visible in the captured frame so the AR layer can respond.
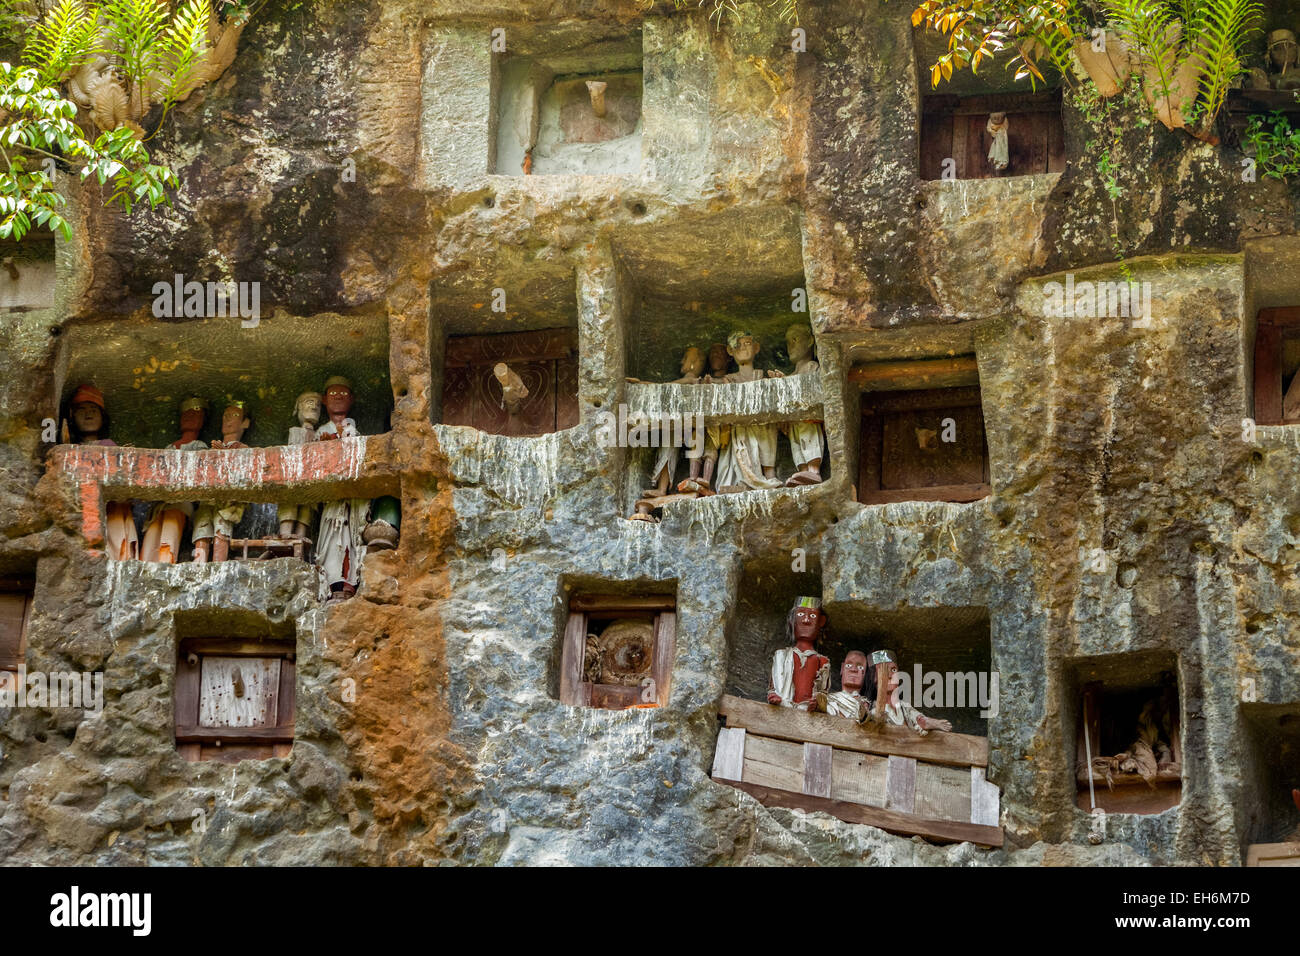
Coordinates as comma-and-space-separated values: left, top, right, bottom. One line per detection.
854, 358, 990, 505
1241, 703, 1300, 866
559, 594, 676, 710
175, 637, 295, 763
1253, 307, 1300, 425
920, 90, 1065, 181
442, 328, 579, 436
0, 575, 34, 689
493, 35, 643, 176
1074, 660, 1182, 816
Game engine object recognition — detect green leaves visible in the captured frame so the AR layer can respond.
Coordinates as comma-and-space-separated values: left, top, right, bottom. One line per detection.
159, 0, 213, 107
1245, 111, 1300, 180
23, 0, 98, 86
100, 0, 172, 93
0, 64, 178, 241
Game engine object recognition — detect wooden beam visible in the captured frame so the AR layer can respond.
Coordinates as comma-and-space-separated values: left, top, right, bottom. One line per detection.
850, 358, 980, 392
721, 778, 1004, 848
718, 694, 988, 768
569, 594, 676, 612
861, 483, 990, 505
175, 724, 294, 744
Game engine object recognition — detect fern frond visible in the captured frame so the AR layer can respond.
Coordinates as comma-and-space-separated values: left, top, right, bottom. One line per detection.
99, 0, 171, 92
1185, 0, 1262, 125
1101, 0, 1179, 103
23, 0, 98, 86
158, 0, 212, 106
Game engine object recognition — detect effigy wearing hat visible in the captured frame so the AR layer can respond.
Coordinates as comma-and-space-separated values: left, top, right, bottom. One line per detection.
70, 384, 105, 410
323, 375, 353, 392
869, 649, 897, 667
792, 595, 822, 609
180, 396, 209, 414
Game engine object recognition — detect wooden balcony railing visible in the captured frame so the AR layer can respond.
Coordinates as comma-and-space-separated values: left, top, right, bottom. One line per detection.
711, 693, 1002, 847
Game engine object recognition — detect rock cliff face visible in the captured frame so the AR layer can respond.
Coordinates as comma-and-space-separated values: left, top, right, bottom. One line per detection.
1, 0, 1297, 866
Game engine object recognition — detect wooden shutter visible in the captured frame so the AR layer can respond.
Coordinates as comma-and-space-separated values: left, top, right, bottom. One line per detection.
0, 582, 32, 672
649, 610, 676, 707
559, 610, 587, 707
176, 640, 295, 762
442, 328, 579, 436
860, 386, 990, 504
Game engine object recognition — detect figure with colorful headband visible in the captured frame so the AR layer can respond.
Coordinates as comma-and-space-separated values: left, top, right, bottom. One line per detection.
66, 384, 138, 561
192, 400, 252, 563
141, 396, 208, 563
277, 390, 322, 540
781, 324, 825, 487
314, 376, 371, 600
767, 596, 830, 711
865, 649, 952, 734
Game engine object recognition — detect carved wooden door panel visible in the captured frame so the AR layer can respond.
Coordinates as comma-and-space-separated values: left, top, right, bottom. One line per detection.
442, 328, 578, 436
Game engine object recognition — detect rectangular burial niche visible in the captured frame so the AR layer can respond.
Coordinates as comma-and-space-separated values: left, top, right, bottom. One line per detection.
1252, 307, 1300, 424
915, 32, 1064, 181
1240, 703, 1300, 865
55, 312, 392, 449
442, 328, 579, 436
173, 610, 297, 763
0, 235, 55, 312
855, 358, 990, 505
492, 31, 642, 176
558, 592, 676, 711
1069, 651, 1181, 815
0, 575, 34, 679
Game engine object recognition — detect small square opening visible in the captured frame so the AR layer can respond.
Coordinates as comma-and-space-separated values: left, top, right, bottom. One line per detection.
493, 34, 643, 176
857, 360, 990, 504
1071, 653, 1181, 815
558, 593, 676, 710
175, 636, 296, 763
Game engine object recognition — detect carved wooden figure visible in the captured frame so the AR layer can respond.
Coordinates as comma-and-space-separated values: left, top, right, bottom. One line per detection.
278, 391, 322, 540
67, 384, 138, 561
715, 331, 782, 493
315, 377, 371, 601
141, 397, 208, 564
865, 649, 952, 734
767, 596, 830, 711
783, 325, 825, 486
193, 401, 251, 564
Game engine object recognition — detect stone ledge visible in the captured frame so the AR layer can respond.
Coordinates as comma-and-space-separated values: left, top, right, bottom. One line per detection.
49, 436, 398, 548
625, 375, 824, 426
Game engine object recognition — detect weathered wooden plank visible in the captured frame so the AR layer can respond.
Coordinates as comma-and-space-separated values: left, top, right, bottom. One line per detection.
1246, 842, 1300, 866
179, 639, 294, 657
915, 761, 971, 823
740, 734, 805, 793
0, 590, 27, 671
849, 358, 980, 391
650, 610, 676, 708
712, 727, 746, 781
861, 483, 990, 505
723, 778, 1004, 847
444, 328, 578, 368
558, 611, 587, 707
951, 116, 969, 180
970, 767, 1000, 827
862, 386, 983, 413
175, 724, 295, 743
803, 742, 832, 798
719, 694, 989, 768
886, 755, 917, 813
588, 683, 641, 709
1255, 322, 1283, 425
570, 595, 677, 612
830, 748, 888, 807
198, 657, 279, 729
174, 652, 202, 732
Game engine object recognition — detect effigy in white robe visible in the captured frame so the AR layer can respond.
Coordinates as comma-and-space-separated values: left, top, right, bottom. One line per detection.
315, 418, 371, 589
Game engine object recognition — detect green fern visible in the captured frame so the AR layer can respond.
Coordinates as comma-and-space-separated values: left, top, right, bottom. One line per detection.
158, 0, 213, 106
1184, 0, 1262, 126
99, 0, 172, 95
22, 0, 98, 86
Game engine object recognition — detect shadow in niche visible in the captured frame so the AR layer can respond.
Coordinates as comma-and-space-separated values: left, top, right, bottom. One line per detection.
727, 574, 991, 739
1240, 703, 1300, 855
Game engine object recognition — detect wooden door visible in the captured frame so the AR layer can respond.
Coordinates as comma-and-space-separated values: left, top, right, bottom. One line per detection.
920, 91, 1065, 180
860, 387, 990, 504
0, 579, 32, 672
442, 328, 579, 436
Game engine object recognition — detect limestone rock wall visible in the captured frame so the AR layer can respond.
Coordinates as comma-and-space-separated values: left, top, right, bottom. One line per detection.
1, 0, 1297, 866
